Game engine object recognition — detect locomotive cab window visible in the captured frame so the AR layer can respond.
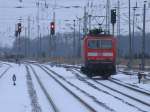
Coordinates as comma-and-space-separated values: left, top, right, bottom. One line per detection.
101, 40, 112, 48
88, 39, 112, 49
88, 40, 98, 49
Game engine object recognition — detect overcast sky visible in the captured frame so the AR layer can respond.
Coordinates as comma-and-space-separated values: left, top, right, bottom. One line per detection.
0, 0, 149, 47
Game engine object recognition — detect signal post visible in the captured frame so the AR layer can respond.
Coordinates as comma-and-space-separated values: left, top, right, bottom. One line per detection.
111, 9, 116, 35
15, 22, 22, 63
49, 21, 55, 58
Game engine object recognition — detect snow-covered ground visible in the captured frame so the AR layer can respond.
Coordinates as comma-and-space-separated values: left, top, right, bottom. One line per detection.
0, 62, 150, 112
44, 64, 150, 112
112, 73, 150, 92
0, 63, 31, 112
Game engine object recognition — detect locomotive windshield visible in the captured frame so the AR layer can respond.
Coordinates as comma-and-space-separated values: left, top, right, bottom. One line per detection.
88, 39, 112, 49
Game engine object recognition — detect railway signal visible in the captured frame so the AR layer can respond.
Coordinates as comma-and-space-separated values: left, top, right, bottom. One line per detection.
15, 22, 22, 62
111, 9, 116, 35
50, 22, 55, 35
17, 23, 22, 34
15, 22, 22, 37
111, 9, 116, 24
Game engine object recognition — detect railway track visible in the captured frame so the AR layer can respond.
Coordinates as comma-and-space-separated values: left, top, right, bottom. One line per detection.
26, 65, 42, 112
97, 80, 150, 106
109, 78, 150, 94
27, 65, 59, 112
69, 68, 150, 112
37, 64, 116, 112
73, 68, 150, 95
111, 77, 150, 93
62, 64, 150, 93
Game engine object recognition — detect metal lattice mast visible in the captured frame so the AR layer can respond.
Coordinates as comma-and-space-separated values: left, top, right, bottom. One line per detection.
128, 0, 132, 69
141, 1, 147, 70
117, 0, 121, 60
106, 0, 110, 34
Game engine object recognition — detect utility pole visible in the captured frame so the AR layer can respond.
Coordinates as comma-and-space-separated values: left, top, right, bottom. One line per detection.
27, 16, 31, 57
25, 27, 27, 58
49, 25, 51, 57
78, 18, 81, 57
83, 6, 88, 36
128, 0, 132, 69
117, 0, 120, 59
132, 5, 137, 59
106, 0, 110, 34
117, 0, 120, 38
17, 33, 19, 60
141, 1, 147, 70
112, 23, 115, 35
18, 31, 21, 60
36, 1, 40, 59
39, 33, 42, 58
73, 20, 76, 58
89, 15, 92, 31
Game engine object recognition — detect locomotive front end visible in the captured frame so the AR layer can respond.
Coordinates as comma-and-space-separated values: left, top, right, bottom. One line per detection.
81, 35, 116, 79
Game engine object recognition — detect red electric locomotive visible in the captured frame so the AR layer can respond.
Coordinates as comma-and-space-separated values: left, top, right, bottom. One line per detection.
81, 34, 117, 79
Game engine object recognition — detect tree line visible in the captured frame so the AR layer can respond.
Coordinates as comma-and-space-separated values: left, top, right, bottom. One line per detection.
1, 31, 150, 59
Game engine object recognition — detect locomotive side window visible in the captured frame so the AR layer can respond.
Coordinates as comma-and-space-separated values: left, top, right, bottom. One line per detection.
101, 40, 112, 48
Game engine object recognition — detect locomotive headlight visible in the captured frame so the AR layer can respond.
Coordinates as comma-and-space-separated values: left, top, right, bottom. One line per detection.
88, 52, 98, 56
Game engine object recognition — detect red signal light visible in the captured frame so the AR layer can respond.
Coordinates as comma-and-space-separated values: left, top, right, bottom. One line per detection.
51, 24, 54, 28
50, 22, 55, 35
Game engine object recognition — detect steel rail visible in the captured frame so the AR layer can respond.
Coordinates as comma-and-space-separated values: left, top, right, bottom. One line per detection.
28, 65, 59, 112
38, 64, 116, 112
70, 68, 149, 112
73, 68, 150, 107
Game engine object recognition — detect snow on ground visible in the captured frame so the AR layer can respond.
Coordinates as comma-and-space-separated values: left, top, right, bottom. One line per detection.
0, 62, 150, 112
27, 65, 56, 112
0, 63, 31, 112
112, 73, 150, 92
30, 65, 92, 112
0, 63, 10, 74
44, 65, 150, 112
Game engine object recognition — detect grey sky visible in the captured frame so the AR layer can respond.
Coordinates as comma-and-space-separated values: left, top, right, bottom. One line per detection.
0, 0, 149, 47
